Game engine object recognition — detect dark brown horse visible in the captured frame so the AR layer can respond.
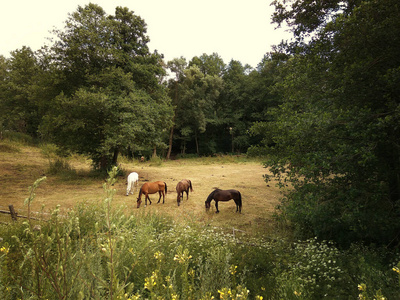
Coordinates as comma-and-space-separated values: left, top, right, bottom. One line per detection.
176, 179, 193, 206
205, 188, 242, 213
137, 181, 167, 208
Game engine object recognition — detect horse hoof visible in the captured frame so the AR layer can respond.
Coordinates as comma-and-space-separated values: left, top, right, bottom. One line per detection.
144, 205, 147, 207
215, 211, 220, 214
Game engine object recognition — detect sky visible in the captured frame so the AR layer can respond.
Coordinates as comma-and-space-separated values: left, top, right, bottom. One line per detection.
1, 0, 291, 69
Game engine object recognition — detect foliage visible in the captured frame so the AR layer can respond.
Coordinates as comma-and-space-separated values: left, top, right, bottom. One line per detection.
38, 4, 173, 169
253, 0, 400, 247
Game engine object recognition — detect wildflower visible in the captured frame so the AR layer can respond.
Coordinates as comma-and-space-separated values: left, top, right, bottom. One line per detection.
154, 251, 164, 261
0, 246, 9, 254
229, 265, 238, 275
358, 284, 366, 291
188, 269, 195, 278
294, 291, 302, 296
255, 296, 264, 300
144, 272, 157, 290
173, 248, 192, 264
392, 266, 400, 274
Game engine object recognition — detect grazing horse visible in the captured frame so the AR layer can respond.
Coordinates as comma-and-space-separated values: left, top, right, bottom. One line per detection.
126, 172, 139, 196
137, 181, 168, 208
176, 179, 193, 206
205, 188, 242, 213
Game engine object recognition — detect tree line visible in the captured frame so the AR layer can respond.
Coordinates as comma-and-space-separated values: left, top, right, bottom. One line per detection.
0, 3, 279, 167
1, 0, 399, 248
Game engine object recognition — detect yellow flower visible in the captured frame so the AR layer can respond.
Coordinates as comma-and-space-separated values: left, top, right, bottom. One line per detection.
392, 266, 400, 274
0, 246, 9, 254
358, 283, 366, 291
229, 265, 238, 275
154, 251, 164, 261
294, 290, 302, 296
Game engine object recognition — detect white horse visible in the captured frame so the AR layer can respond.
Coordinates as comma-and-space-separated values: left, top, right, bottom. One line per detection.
126, 172, 139, 196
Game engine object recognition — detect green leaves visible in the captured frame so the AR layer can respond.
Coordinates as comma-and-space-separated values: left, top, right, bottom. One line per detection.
261, 0, 400, 246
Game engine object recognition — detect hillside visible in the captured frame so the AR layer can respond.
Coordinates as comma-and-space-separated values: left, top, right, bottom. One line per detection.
0, 141, 281, 234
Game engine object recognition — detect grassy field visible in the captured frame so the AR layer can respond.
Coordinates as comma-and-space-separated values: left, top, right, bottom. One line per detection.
0, 140, 282, 235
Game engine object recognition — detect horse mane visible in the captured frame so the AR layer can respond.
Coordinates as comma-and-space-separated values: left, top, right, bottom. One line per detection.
206, 188, 220, 203
138, 186, 143, 198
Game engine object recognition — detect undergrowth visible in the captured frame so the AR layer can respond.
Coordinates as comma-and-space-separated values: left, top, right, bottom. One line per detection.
0, 168, 399, 299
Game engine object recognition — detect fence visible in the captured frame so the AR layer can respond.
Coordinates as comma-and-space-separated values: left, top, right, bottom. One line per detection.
0, 205, 41, 223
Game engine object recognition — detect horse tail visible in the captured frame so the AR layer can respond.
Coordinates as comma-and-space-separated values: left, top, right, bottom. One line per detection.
189, 180, 193, 192
164, 182, 168, 193
238, 191, 242, 210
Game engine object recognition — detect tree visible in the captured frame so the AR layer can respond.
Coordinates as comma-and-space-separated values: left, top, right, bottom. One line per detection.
166, 57, 187, 159
42, 4, 173, 169
171, 65, 223, 155
256, 0, 400, 246
189, 53, 225, 76
0, 47, 43, 137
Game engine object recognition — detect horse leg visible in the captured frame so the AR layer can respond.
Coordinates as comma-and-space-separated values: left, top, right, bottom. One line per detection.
234, 199, 239, 212
126, 182, 131, 196
157, 191, 162, 203
162, 191, 165, 204
186, 189, 189, 200
215, 201, 219, 213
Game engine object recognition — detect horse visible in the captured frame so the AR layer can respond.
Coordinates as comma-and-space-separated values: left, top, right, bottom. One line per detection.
126, 172, 139, 196
176, 179, 193, 206
205, 188, 242, 213
137, 181, 168, 208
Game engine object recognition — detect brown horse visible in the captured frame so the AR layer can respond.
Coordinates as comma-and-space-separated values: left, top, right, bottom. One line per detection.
176, 179, 193, 206
205, 188, 242, 213
137, 181, 167, 208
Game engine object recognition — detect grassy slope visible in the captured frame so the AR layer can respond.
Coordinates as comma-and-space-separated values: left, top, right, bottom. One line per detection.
0, 141, 282, 234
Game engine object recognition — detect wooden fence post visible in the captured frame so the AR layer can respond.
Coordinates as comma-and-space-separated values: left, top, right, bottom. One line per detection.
8, 205, 18, 221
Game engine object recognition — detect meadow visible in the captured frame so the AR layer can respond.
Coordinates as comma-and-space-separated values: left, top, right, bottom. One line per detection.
0, 138, 399, 299
0, 140, 281, 235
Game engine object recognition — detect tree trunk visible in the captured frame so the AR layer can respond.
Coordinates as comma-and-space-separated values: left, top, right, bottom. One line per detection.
112, 148, 119, 166
100, 155, 108, 170
167, 122, 175, 160
153, 146, 157, 158
195, 131, 199, 155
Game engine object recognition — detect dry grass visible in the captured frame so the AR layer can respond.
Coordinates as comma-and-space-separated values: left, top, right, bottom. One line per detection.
0, 141, 282, 234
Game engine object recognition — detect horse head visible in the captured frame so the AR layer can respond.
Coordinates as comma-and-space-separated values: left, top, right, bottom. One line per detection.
205, 200, 211, 210
136, 198, 142, 208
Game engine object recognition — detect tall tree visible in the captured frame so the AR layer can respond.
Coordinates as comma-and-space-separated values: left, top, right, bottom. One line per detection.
0, 47, 43, 137
166, 57, 187, 159
256, 0, 400, 246
172, 65, 223, 155
42, 4, 172, 169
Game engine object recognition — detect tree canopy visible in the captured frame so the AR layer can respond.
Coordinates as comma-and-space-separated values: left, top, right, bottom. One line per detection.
253, 0, 400, 246
39, 4, 173, 169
